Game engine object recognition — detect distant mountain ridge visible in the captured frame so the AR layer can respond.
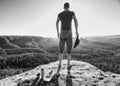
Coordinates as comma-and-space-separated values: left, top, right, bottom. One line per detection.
0, 35, 120, 54
85, 35, 120, 45
0, 36, 20, 49
0, 36, 58, 49
1, 35, 120, 49
0, 36, 59, 55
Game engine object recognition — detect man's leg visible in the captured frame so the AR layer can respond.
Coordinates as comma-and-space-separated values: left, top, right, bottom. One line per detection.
67, 53, 71, 67
66, 34, 72, 70
57, 53, 63, 74
56, 37, 65, 74
58, 53, 63, 66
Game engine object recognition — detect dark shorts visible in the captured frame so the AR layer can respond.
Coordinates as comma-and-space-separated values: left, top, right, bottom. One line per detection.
59, 31, 72, 54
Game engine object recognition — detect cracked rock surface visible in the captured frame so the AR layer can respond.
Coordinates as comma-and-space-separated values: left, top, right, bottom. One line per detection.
0, 60, 120, 86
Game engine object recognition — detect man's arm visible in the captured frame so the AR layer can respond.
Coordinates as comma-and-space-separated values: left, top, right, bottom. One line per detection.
56, 17, 60, 38
73, 15, 79, 37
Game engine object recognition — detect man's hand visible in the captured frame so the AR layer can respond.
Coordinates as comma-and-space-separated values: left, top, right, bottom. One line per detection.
76, 32, 79, 38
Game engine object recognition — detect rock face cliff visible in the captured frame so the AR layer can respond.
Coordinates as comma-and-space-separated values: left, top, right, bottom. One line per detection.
0, 60, 120, 86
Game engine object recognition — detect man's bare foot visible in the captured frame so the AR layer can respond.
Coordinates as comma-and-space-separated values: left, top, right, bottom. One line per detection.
67, 65, 72, 71
67, 65, 73, 77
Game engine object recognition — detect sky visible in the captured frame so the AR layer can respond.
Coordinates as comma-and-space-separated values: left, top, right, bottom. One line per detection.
0, 0, 120, 37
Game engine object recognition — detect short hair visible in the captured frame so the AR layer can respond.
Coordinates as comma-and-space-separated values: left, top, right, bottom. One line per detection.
64, 2, 70, 9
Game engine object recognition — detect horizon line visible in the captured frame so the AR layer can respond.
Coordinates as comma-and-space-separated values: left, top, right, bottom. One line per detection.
0, 34, 120, 38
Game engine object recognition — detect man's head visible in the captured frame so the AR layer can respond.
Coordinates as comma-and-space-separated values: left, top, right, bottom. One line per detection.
64, 2, 70, 10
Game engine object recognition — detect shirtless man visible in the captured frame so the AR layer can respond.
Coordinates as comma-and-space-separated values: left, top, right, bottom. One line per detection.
56, 2, 79, 74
